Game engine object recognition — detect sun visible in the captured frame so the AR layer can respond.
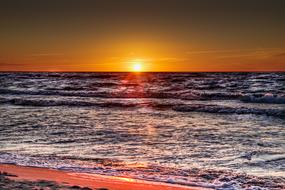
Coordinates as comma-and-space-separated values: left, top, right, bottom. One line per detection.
133, 63, 142, 72
130, 59, 144, 72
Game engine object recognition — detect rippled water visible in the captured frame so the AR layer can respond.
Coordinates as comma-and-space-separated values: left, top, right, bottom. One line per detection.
0, 72, 284, 189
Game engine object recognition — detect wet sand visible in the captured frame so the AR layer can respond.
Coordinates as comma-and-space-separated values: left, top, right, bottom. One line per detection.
0, 164, 209, 190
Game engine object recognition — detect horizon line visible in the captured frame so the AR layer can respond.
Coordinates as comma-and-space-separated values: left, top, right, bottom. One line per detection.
0, 71, 284, 73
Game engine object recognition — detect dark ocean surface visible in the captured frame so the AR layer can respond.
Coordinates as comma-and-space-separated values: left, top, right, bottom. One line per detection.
0, 72, 284, 189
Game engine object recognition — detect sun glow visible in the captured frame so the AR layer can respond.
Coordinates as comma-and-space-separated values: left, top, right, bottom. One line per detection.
133, 63, 142, 72
131, 59, 144, 72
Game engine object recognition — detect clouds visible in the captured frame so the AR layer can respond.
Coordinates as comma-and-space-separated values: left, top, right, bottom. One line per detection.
186, 48, 285, 60
274, 53, 285, 57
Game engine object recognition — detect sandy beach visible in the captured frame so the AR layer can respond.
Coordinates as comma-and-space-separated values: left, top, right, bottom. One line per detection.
0, 164, 208, 190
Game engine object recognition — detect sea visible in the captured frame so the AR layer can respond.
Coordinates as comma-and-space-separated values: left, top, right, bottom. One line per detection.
0, 72, 284, 189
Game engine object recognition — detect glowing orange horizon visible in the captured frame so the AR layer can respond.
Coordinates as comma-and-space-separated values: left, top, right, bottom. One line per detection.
0, 50, 284, 72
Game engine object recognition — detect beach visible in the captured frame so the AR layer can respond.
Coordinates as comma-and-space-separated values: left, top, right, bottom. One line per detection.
0, 164, 206, 190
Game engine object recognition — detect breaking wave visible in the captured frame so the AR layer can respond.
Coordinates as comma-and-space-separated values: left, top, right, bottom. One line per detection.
1, 97, 284, 118
0, 97, 138, 108
0, 88, 241, 100
173, 104, 285, 118
241, 93, 285, 104
0, 152, 284, 190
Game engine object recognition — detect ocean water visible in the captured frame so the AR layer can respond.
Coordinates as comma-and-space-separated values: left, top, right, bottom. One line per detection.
0, 72, 284, 189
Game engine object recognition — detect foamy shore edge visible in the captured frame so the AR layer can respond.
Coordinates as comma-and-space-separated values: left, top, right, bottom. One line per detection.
0, 164, 209, 190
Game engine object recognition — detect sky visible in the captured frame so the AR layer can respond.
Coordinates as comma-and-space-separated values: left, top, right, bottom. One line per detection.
0, 0, 284, 72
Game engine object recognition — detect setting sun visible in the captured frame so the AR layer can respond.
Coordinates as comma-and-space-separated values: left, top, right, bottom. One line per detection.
130, 59, 144, 72
133, 63, 142, 72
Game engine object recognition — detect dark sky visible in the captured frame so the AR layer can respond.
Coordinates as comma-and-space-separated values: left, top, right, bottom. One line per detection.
0, 0, 284, 71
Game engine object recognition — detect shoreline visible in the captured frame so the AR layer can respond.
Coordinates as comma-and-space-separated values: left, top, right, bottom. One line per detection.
0, 164, 209, 190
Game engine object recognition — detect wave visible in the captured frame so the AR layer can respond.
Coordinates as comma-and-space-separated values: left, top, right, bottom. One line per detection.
1, 97, 284, 118
0, 88, 241, 101
241, 93, 285, 104
0, 97, 138, 108
0, 88, 155, 98
173, 104, 285, 118
239, 152, 285, 163
0, 72, 118, 79
2, 88, 284, 105
0, 152, 284, 190
0, 88, 109, 97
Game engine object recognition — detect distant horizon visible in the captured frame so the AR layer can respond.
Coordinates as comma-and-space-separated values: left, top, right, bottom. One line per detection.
1, 70, 285, 73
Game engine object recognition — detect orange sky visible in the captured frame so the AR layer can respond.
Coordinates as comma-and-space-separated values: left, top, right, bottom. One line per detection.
0, 0, 284, 72
1, 47, 284, 72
